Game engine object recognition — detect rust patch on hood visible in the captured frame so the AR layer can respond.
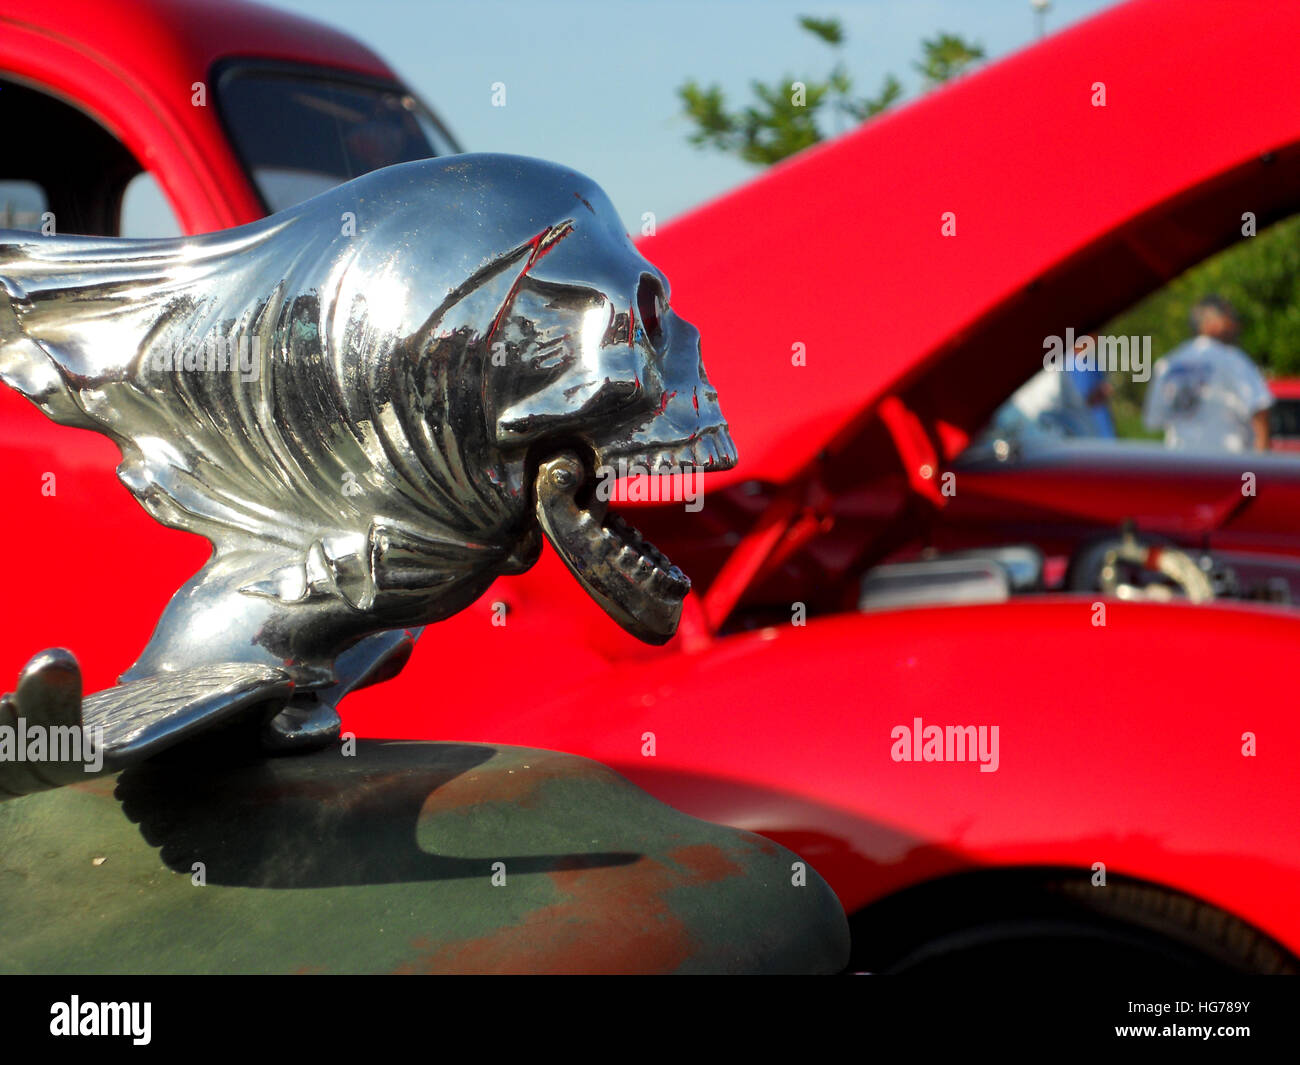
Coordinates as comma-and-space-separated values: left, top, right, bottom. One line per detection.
666, 843, 744, 884
396, 855, 696, 974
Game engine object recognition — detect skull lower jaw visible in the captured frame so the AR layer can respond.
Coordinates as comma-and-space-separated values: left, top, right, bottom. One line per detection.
532, 426, 737, 644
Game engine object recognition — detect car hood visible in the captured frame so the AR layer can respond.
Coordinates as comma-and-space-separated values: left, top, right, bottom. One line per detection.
637, 0, 1300, 488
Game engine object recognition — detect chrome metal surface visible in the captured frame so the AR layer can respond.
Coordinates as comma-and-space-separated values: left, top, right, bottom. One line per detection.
0, 155, 735, 773
1098, 530, 1215, 603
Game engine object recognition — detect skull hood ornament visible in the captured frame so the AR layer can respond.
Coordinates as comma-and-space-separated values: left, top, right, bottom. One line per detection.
0, 155, 735, 771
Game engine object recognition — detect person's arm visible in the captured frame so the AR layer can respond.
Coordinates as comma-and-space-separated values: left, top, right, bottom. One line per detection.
1233, 351, 1274, 450
1253, 409, 1272, 450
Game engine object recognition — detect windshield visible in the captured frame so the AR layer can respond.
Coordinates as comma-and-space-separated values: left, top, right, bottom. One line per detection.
216, 65, 460, 213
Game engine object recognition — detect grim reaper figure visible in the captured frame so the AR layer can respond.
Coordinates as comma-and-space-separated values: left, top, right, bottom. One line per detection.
0, 155, 736, 785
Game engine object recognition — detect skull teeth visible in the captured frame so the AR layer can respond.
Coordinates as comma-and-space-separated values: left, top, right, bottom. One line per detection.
557, 426, 735, 606
607, 427, 738, 474
598, 511, 688, 592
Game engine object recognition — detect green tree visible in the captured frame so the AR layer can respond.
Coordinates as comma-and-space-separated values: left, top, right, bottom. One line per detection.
914, 32, 986, 88
678, 17, 983, 166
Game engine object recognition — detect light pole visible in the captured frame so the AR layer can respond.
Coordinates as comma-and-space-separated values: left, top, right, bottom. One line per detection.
1031, 0, 1052, 40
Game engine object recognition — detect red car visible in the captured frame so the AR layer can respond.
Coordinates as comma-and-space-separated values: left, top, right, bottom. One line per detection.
1269, 378, 1300, 452
4, 0, 1299, 972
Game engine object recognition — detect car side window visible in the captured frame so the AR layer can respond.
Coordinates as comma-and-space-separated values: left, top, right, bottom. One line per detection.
0, 76, 152, 236
0, 179, 48, 232
120, 172, 183, 238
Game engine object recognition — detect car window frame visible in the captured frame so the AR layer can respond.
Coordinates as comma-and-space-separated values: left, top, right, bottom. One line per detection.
210, 57, 462, 217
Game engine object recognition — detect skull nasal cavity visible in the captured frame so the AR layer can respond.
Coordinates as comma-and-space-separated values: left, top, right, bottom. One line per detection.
637, 276, 666, 349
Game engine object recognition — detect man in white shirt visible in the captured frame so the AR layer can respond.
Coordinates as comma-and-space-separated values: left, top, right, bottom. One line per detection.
1143, 296, 1273, 452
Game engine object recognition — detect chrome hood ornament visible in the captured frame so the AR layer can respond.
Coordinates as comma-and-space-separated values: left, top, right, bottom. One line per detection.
0, 154, 735, 779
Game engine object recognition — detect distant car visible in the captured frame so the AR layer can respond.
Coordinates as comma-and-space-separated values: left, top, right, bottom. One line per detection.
0, 0, 459, 240
350, 0, 1300, 975
6, 0, 1300, 974
1268, 378, 1300, 451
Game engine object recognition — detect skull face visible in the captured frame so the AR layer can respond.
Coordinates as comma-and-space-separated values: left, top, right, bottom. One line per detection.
480, 191, 736, 643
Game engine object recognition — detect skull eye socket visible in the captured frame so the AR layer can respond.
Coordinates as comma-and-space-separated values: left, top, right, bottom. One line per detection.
637, 275, 667, 349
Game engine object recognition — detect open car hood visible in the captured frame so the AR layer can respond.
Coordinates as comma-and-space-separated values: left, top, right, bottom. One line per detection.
638, 0, 1300, 489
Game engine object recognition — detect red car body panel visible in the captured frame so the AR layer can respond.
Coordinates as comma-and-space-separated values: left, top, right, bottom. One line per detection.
3, 0, 1300, 955
941, 445, 1300, 560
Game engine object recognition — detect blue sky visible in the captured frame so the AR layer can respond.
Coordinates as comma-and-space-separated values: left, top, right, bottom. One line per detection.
264, 0, 1123, 230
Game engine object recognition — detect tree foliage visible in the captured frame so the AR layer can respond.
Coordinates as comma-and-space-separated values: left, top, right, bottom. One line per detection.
914, 32, 986, 88
678, 17, 982, 166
